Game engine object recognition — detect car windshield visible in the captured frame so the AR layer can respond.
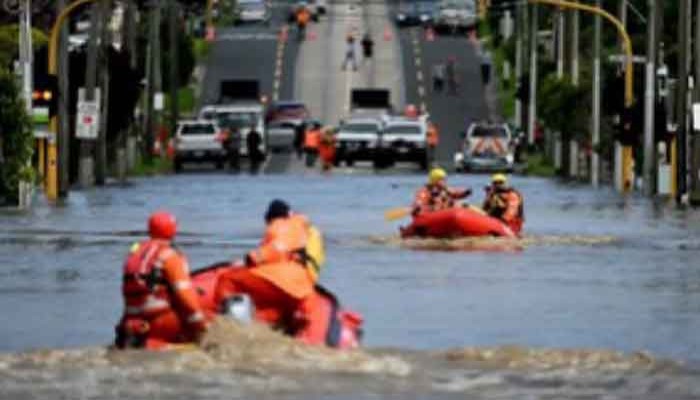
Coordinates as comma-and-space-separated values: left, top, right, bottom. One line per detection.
384, 125, 422, 135
342, 123, 379, 133
268, 121, 297, 129
241, 3, 265, 11
180, 124, 215, 135
470, 126, 509, 138
216, 112, 260, 129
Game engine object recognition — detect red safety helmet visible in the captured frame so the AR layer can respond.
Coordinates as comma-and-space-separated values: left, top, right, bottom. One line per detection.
148, 211, 177, 240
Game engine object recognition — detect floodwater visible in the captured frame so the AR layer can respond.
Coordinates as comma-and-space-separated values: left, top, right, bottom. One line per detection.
1, 170, 700, 399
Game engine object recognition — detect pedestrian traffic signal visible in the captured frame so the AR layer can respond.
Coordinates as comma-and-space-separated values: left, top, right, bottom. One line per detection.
33, 74, 58, 117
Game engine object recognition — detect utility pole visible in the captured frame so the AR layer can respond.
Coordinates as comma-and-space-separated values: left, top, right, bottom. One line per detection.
95, 0, 111, 185
80, 5, 100, 187
556, 8, 564, 78
591, 0, 601, 187
143, 3, 157, 162
691, 0, 700, 204
570, 5, 579, 86
514, 0, 524, 130
57, 0, 70, 196
153, 2, 163, 157
677, 0, 690, 203
169, 0, 179, 141
643, 0, 657, 196
527, 3, 538, 146
120, 0, 136, 180
19, 0, 32, 115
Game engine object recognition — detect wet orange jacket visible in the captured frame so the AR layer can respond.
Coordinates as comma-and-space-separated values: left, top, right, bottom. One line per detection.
118, 240, 207, 348
483, 188, 524, 233
246, 214, 315, 299
304, 129, 322, 150
413, 183, 469, 214
427, 124, 439, 147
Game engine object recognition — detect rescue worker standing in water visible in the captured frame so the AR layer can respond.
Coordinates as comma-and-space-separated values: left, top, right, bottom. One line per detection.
115, 211, 208, 349
303, 122, 322, 167
482, 173, 524, 234
413, 167, 471, 215
215, 200, 320, 331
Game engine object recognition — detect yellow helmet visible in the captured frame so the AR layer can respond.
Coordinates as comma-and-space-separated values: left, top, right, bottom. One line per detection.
491, 173, 507, 185
429, 167, 447, 184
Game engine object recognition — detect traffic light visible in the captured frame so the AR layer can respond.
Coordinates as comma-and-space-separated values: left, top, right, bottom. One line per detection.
33, 74, 58, 117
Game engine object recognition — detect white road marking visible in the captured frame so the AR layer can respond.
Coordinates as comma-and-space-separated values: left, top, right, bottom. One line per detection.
418, 86, 425, 97
417, 71, 423, 82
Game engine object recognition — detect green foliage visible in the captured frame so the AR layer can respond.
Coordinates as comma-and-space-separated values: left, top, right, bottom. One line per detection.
161, 27, 196, 93
0, 25, 48, 69
537, 74, 590, 142
192, 38, 210, 63
524, 152, 556, 177
0, 69, 34, 204
131, 156, 173, 176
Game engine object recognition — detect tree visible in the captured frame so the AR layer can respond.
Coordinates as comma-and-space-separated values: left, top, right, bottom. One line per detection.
0, 69, 34, 205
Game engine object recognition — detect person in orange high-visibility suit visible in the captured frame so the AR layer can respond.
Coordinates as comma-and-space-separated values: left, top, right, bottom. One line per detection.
318, 126, 337, 171
426, 122, 439, 166
303, 123, 322, 167
215, 200, 317, 331
482, 173, 524, 234
115, 211, 208, 349
413, 167, 471, 215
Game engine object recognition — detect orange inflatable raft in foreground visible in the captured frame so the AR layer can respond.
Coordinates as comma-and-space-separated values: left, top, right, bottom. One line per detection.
192, 262, 363, 349
400, 207, 517, 238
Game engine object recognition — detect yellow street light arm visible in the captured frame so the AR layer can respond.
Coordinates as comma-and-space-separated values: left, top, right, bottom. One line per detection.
49, 0, 98, 75
528, 0, 634, 107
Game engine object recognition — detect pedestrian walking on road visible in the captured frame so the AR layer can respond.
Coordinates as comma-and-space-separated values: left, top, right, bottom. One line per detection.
432, 62, 445, 93
246, 125, 264, 174
342, 34, 358, 71
446, 56, 459, 95
294, 122, 306, 160
361, 32, 374, 63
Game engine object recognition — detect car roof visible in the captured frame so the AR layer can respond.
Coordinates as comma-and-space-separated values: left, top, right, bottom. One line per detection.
178, 119, 218, 125
200, 104, 263, 112
343, 118, 382, 125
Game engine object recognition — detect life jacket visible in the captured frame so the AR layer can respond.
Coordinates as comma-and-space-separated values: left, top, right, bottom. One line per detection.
122, 240, 177, 319
484, 188, 524, 222
415, 184, 456, 213
304, 129, 322, 149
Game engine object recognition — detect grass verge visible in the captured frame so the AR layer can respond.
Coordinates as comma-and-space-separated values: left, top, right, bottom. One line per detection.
524, 152, 557, 177
131, 157, 173, 176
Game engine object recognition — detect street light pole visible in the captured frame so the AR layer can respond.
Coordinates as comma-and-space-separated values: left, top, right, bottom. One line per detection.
529, 0, 635, 193
643, 0, 657, 196
677, 0, 690, 203
592, 0, 601, 187
527, 3, 538, 146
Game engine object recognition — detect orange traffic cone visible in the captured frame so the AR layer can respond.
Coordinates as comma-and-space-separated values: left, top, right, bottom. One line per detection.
425, 26, 435, 42
383, 26, 392, 41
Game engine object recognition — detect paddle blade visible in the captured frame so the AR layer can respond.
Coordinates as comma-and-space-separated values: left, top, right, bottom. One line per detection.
384, 207, 411, 221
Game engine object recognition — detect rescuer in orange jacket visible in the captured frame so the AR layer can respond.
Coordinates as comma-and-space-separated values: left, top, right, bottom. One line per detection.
482, 173, 524, 234
318, 126, 337, 171
115, 211, 208, 349
304, 122, 322, 167
426, 122, 439, 165
215, 200, 317, 330
413, 167, 471, 215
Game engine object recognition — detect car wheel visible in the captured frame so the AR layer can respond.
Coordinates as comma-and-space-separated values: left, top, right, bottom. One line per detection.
174, 158, 183, 173
215, 159, 224, 170
345, 158, 354, 167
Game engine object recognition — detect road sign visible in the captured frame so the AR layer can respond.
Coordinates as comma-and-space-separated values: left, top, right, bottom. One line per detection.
76, 100, 100, 139
32, 107, 49, 138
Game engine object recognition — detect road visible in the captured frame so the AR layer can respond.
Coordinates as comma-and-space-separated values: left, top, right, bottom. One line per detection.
398, 25, 491, 170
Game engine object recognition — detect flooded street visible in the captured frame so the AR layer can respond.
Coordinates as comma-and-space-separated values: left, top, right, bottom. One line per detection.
1, 170, 700, 398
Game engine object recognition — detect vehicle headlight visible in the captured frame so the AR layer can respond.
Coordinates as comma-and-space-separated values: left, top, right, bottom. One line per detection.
397, 13, 406, 20
505, 154, 514, 164
454, 152, 464, 164
420, 14, 430, 21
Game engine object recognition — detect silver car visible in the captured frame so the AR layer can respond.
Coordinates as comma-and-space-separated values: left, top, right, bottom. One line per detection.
454, 122, 515, 172
433, 0, 477, 32
236, 0, 270, 24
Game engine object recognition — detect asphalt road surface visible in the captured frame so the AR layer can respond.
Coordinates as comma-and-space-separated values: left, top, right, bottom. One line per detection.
398, 24, 490, 170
